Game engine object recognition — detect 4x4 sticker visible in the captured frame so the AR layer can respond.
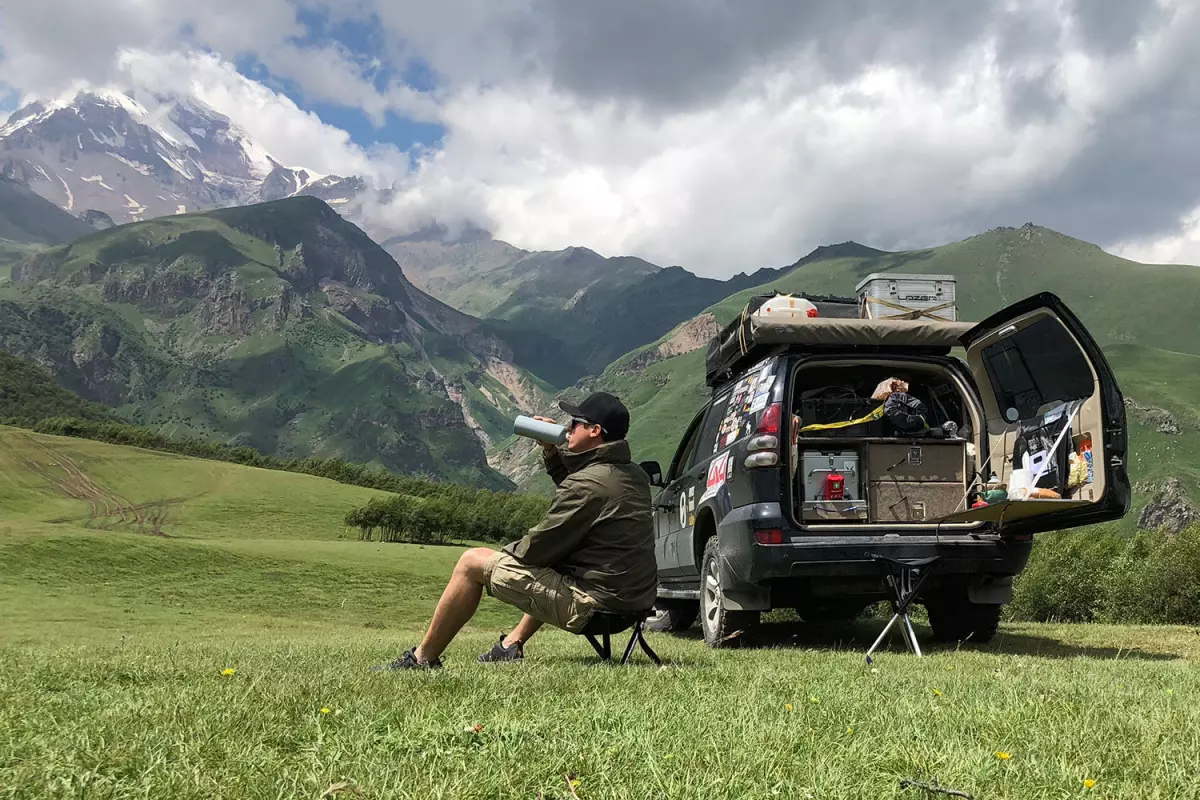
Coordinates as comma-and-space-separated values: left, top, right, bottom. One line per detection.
699, 452, 731, 503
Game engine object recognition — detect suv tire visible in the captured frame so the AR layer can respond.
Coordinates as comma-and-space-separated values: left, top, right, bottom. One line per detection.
925, 590, 1002, 644
699, 537, 760, 648
645, 600, 699, 633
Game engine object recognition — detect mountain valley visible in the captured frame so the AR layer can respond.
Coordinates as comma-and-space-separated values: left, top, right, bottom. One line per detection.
0, 196, 554, 488
1, 89, 1198, 525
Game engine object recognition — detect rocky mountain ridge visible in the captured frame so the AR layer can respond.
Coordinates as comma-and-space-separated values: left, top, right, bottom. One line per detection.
0, 89, 365, 227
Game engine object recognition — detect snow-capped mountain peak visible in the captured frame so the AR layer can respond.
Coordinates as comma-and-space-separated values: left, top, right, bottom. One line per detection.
0, 86, 364, 224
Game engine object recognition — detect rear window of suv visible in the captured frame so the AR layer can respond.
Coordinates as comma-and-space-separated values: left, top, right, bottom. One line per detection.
696, 391, 732, 459
980, 317, 1094, 420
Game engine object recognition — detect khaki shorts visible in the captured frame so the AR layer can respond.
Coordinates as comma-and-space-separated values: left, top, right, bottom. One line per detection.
483, 552, 597, 634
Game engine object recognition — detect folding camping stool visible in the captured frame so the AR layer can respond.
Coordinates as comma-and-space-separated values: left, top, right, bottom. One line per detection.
579, 610, 662, 666
864, 554, 941, 662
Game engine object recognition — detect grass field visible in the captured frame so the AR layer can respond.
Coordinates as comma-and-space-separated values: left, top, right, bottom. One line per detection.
3, 428, 1199, 799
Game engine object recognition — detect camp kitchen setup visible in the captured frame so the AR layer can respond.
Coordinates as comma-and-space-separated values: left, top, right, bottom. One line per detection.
705, 274, 1099, 531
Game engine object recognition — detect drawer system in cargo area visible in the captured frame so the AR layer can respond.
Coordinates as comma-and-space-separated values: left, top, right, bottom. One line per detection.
796, 440, 969, 524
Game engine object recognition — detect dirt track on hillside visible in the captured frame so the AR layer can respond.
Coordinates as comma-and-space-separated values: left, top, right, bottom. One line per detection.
9, 432, 174, 535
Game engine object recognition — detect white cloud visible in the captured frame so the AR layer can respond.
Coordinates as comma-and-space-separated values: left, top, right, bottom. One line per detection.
0, 0, 427, 130
114, 50, 410, 182
1112, 206, 1200, 266
4, 0, 1200, 275
373, 38, 1136, 275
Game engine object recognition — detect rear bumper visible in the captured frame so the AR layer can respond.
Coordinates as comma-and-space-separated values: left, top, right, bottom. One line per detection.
717, 503, 1032, 607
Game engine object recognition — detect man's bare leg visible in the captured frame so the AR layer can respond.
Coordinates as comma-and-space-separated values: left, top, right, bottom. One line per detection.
414, 547, 494, 663
504, 615, 544, 648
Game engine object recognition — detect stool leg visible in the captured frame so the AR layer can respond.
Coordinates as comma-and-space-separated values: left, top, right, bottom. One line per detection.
585, 634, 608, 660
903, 613, 923, 657
866, 613, 900, 659
636, 627, 662, 666
619, 628, 640, 665
897, 612, 914, 652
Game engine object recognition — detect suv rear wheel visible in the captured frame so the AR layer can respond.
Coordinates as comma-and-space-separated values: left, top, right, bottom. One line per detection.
646, 600, 699, 633
925, 589, 1002, 644
699, 537, 760, 647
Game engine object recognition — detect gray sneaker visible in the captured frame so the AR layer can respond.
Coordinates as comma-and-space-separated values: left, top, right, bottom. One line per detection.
477, 634, 524, 663
371, 648, 442, 671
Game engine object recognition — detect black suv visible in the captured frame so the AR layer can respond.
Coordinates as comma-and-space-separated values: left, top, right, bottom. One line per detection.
642, 292, 1130, 647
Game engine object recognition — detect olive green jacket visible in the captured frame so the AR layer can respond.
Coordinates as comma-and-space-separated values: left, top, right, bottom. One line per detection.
503, 440, 658, 612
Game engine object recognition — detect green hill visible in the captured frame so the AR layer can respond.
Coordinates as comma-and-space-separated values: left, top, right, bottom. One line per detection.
0, 197, 553, 489
704, 224, 1200, 355
0, 350, 117, 426
0, 176, 93, 246
0, 176, 95, 281
0, 424, 523, 636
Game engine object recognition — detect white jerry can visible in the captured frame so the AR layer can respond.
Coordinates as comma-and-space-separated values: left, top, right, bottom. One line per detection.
855, 273, 957, 321
752, 295, 819, 321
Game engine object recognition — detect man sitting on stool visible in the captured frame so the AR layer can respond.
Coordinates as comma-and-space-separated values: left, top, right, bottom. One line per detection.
373, 392, 657, 670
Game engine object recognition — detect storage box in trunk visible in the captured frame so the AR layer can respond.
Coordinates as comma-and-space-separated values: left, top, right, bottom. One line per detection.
801, 500, 870, 522
866, 442, 966, 482
867, 481, 966, 522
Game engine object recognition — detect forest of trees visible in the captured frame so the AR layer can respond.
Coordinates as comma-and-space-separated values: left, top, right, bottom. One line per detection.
345, 492, 549, 546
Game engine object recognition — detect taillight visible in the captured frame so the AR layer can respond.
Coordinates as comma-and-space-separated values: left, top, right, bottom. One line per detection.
747, 434, 778, 452
754, 528, 785, 545
746, 403, 783, 469
744, 451, 779, 468
758, 403, 782, 435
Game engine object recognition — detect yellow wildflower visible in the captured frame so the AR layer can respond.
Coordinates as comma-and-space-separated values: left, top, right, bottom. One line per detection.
221, 668, 236, 676
320, 707, 332, 714
785, 703, 793, 711
995, 751, 1011, 760
846, 727, 853, 735
1084, 779, 1096, 789
932, 688, 943, 697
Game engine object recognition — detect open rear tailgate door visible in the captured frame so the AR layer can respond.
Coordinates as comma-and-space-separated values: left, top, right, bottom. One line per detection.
942, 293, 1130, 533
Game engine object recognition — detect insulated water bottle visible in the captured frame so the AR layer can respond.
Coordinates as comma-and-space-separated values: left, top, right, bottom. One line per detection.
513, 415, 568, 445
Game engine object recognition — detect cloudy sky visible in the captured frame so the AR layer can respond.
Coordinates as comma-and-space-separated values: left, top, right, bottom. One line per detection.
2, 0, 1199, 276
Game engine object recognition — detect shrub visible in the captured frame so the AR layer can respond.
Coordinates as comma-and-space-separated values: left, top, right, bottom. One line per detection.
1099, 526, 1200, 625
1009, 525, 1200, 626
343, 485, 550, 546
1007, 528, 1126, 623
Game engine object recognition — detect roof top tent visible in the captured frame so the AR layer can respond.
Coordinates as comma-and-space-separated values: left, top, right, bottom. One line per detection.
704, 289, 960, 390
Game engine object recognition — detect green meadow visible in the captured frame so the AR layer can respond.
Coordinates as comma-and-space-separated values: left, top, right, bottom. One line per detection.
2, 426, 1198, 799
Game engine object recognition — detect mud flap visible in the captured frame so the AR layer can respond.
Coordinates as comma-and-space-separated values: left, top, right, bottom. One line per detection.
967, 574, 1013, 604
723, 587, 771, 611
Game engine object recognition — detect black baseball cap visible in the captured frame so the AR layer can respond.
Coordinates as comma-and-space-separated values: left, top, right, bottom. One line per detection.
558, 391, 630, 440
